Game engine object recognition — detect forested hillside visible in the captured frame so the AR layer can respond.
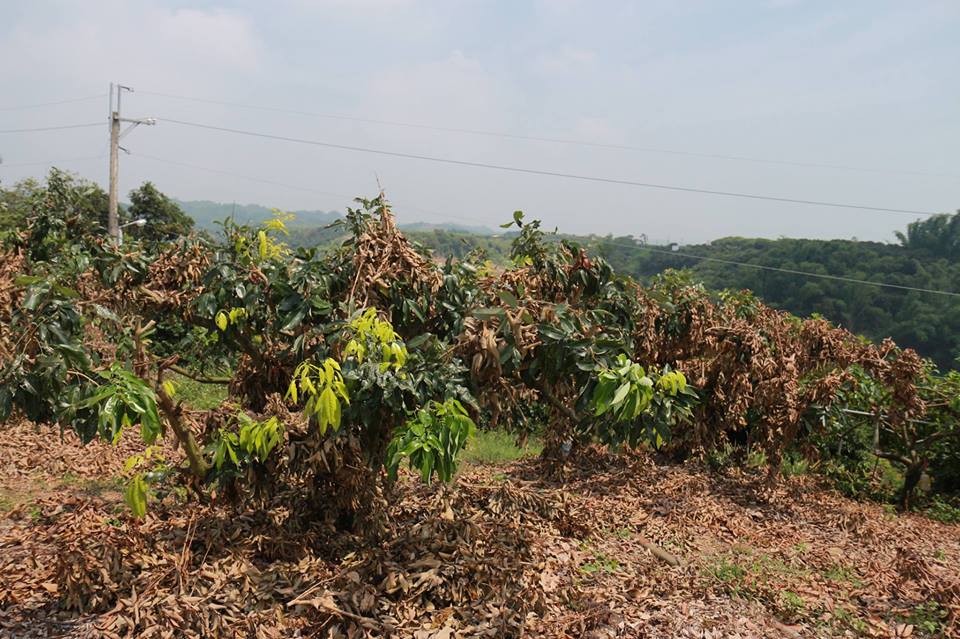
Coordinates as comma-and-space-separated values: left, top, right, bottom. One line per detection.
592, 212, 960, 370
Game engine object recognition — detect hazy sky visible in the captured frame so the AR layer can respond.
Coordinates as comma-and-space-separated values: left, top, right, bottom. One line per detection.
1, 0, 958, 243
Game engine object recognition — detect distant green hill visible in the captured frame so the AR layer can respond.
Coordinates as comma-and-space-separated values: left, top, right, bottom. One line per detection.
399, 221, 496, 236
175, 200, 342, 231
175, 199, 496, 239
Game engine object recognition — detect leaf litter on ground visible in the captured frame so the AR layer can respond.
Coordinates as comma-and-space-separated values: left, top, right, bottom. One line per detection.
1, 420, 958, 638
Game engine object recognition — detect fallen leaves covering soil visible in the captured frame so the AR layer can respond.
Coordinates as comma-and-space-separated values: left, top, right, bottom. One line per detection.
1, 422, 958, 638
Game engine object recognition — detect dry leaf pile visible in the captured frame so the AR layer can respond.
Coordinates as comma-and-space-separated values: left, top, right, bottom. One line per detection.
3, 423, 959, 638
0, 246, 26, 361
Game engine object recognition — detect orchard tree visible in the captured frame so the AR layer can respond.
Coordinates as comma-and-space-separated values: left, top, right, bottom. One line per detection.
1, 189, 952, 520
0, 196, 480, 530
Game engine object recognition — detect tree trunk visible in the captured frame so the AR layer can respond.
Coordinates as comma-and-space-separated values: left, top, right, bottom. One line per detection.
899, 460, 927, 511
156, 384, 210, 480
540, 409, 576, 479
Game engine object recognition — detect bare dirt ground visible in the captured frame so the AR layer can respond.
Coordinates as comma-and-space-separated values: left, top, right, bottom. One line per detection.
1, 420, 957, 638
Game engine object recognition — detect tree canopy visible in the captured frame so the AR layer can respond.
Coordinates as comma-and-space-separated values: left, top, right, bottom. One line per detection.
126, 181, 194, 242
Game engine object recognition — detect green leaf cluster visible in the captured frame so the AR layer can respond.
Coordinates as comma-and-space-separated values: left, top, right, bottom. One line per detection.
593, 355, 655, 421
83, 365, 163, 445
210, 413, 285, 472
386, 398, 476, 483
344, 307, 408, 371
287, 358, 350, 434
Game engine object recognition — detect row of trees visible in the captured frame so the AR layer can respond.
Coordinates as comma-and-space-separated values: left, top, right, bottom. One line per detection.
0, 188, 695, 529
1, 171, 957, 524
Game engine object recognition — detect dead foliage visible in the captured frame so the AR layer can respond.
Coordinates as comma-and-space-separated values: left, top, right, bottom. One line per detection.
136, 239, 210, 312
633, 284, 927, 475
3, 424, 958, 638
0, 246, 26, 362
348, 204, 442, 310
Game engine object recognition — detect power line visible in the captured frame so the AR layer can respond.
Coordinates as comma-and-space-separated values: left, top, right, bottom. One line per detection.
134, 153, 358, 200
139, 89, 957, 180
588, 239, 960, 298
131, 150, 960, 299
156, 117, 938, 218
130, 152, 483, 227
0, 122, 104, 134
0, 93, 108, 112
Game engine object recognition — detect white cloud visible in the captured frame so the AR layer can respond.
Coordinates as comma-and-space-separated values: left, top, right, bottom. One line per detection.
532, 46, 597, 75
570, 116, 621, 144
0, 3, 263, 88
153, 9, 262, 70
367, 50, 508, 127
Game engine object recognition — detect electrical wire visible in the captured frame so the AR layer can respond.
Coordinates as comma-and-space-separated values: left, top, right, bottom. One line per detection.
587, 239, 960, 298
130, 152, 484, 227
0, 122, 104, 134
134, 153, 357, 199
138, 89, 957, 180
131, 150, 960, 299
0, 93, 108, 112
155, 117, 939, 218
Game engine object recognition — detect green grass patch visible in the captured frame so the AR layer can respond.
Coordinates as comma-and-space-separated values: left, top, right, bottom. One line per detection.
779, 590, 805, 620
462, 429, 542, 465
746, 448, 768, 469
580, 556, 620, 575
822, 563, 863, 587
578, 542, 621, 576
830, 606, 870, 634
823, 455, 903, 503
168, 373, 229, 410
906, 601, 949, 636
704, 548, 810, 599
780, 452, 809, 477
709, 558, 748, 587
923, 495, 960, 524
